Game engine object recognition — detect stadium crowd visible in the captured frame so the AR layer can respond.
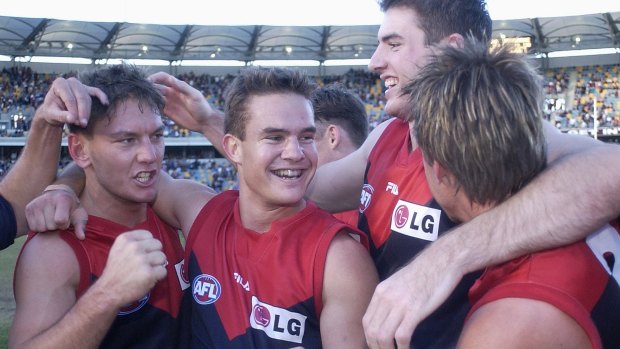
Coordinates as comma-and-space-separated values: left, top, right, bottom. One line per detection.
3, 64, 620, 137
1, 63, 620, 189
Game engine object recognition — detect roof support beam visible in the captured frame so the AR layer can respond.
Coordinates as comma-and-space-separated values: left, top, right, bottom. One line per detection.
95, 22, 123, 57
319, 26, 331, 62
17, 19, 50, 52
172, 25, 193, 59
530, 18, 546, 53
603, 13, 620, 46
245, 25, 262, 61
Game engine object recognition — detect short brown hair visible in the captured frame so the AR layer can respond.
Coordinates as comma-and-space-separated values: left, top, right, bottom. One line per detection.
69, 63, 164, 136
223, 67, 316, 140
409, 38, 546, 205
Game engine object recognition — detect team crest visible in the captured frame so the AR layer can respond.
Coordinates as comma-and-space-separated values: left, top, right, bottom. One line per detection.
192, 274, 221, 305
359, 184, 374, 213
118, 292, 150, 315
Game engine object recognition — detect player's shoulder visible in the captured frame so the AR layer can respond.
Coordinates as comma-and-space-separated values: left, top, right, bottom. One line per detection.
18, 231, 79, 277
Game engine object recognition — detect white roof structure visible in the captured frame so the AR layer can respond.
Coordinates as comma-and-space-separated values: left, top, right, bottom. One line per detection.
0, 12, 618, 63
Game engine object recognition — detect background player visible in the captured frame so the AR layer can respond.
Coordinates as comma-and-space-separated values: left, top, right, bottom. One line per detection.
311, 83, 369, 225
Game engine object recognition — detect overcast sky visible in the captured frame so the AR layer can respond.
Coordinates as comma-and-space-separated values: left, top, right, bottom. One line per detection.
2, 0, 620, 25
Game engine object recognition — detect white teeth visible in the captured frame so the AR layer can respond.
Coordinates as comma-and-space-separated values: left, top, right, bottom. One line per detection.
384, 78, 398, 89
274, 169, 302, 178
136, 172, 151, 183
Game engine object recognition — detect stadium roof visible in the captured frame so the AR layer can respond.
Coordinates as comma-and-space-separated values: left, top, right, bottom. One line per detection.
0, 12, 618, 64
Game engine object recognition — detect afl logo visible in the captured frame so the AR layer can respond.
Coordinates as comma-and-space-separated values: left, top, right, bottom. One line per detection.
253, 304, 271, 327
118, 292, 150, 315
359, 184, 374, 213
394, 205, 409, 228
192, 274, 221, 305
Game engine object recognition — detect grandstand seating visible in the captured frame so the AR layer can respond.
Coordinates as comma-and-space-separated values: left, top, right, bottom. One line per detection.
2, 64, 620, 188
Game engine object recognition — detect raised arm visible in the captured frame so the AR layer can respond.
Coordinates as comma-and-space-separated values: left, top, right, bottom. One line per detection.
10, 229, 166, 349
149, 72, 226, 156
363, 123, 620, 349
321, 232, 378, 349
151, 171, 217, 238
307, 118, 393, 213
0, 77, 106, 244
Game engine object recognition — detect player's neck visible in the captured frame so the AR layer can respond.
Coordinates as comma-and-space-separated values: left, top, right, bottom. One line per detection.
79, 187, 148, 227
237, 195, 307, 233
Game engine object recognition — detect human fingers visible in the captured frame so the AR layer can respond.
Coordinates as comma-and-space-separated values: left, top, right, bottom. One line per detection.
394, 316, 417, 349
70, 207, 89, 240
364, 285, 397, 349
121, 229, 154, 242
148, 250, 168, 281
25, 198, 51, 233
147, 71, 173, 85
134, 233, 163, 253
65, 77, 107, 127
50, 192, 78, 230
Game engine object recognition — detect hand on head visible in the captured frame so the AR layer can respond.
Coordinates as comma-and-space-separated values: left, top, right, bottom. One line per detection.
38, 77, 108, 128
148, 72, 219, 133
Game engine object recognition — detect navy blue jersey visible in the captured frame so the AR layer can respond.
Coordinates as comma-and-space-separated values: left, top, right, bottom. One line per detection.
0, 195, 16, 250
359, 119, 481, 348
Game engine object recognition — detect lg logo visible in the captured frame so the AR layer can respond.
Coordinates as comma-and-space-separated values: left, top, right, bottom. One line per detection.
390, 200, 441, 242
249, 296, 307, 344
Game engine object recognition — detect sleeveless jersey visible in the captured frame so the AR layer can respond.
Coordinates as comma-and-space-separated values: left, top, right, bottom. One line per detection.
469, 224, 620, 348
359, 118, 481, 348
332, 209, 358, 227
51, 208, 189, 348
184, 190, 368, 349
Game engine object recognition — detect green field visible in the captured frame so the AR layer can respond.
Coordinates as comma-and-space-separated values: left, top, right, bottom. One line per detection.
0, 237, 24, 349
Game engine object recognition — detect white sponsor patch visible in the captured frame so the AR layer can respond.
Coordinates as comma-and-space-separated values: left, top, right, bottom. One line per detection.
390, 199, 441, 242
175, 260, 190, 290
249, 296, 306, 344
586, 224, 620, 283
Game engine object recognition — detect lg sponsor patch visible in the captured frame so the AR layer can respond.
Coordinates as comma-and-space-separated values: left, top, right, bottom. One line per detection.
249, 296, 306, 344
390, 200, 440, 242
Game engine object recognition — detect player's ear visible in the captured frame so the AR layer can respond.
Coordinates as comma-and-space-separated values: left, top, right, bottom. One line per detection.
432, 161, 459, 187
67, 133, 91, 169
222, 134, 242, 166
431, 161, 450, 184
326, 124, 341, 149
444, 33, 464, 49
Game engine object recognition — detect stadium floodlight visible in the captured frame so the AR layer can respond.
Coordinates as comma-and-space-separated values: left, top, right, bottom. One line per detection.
252, 60, 319, 67
96, 58, 170, 66
29, 56, 92, 64
178, 60, 246, 67
323, 59, 371, 66
548, 48, 619, 58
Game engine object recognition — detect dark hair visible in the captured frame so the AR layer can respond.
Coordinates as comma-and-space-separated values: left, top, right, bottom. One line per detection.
378, 0, 492, 45
310, 83, 369, 148
409, 37, 546, 205
69, 63, 164, 135
223, 67, 316, 140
